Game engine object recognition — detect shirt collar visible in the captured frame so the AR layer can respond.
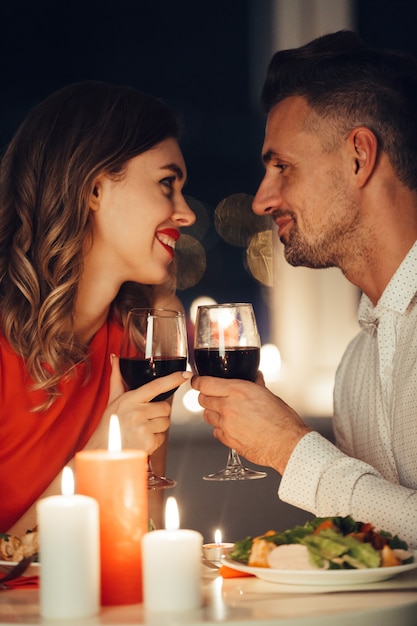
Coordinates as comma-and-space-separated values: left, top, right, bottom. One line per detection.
358, 240, 417, 330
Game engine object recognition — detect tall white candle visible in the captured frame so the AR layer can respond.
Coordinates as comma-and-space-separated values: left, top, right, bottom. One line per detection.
37, 466, 100, 619
142, 497, 203, 612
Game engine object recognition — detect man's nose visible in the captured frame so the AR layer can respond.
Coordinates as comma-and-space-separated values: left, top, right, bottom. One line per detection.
252, 176, 280, 215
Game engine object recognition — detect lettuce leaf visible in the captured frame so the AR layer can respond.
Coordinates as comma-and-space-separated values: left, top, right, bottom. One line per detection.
302, 529, 381, 569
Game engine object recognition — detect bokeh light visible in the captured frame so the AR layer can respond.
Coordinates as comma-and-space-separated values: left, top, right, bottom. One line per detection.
182, 388, 203, 414
190, 296, 217, 325
213, 193, 273, 285
175, 234, 207, 290
259, 343, 282, 383
246, 230, 274, 287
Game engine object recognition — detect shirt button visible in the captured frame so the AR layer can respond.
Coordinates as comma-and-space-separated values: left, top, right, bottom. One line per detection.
384, 365, 393, 377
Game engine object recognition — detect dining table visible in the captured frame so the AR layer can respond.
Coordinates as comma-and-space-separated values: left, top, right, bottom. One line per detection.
1, 562, 417, 626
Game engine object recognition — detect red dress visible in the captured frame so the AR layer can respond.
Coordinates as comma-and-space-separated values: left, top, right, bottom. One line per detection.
0, 317, 123, 531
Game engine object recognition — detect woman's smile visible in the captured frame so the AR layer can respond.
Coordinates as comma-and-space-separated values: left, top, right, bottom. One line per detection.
156, 228, 180, 259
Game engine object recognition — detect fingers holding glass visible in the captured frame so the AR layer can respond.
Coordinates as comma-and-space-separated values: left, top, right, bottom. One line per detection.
120, 308, 188, 489
193, 303, 267, 481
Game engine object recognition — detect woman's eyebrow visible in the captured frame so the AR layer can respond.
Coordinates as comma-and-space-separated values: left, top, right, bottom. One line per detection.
160, 163, 185, 181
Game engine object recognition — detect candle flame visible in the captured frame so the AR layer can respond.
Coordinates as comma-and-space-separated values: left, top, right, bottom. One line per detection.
108, 414, 122, 452
165, 496, 180, 530
61, 466, 74, 496
215, 528, 222, 545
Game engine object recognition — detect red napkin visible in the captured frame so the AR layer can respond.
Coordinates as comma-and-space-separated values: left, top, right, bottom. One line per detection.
218, 565, 254, 578
0, 573, 39, 590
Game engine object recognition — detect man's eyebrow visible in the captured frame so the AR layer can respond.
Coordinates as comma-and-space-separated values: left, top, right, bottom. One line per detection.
262, 150, 274, 164
161, 163, 185, 181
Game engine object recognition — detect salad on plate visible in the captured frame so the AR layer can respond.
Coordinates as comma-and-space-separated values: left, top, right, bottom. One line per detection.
228, 516, 414, 571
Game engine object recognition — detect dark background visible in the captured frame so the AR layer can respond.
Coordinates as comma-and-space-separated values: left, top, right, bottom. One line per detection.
2, 0, 417, 339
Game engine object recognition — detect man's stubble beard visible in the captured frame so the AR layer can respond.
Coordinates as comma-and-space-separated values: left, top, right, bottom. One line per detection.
281, 212, 362, 271
282, 227, 337, 269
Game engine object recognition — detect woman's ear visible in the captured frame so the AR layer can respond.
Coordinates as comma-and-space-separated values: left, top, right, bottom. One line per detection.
348, 126, 378, 188
89, 179, 102, 211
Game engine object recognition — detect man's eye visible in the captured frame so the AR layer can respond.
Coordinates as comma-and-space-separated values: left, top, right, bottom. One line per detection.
274, 164, 288, 173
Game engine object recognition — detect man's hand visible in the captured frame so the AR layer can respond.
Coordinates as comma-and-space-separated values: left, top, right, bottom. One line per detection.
191, 374, 311, 475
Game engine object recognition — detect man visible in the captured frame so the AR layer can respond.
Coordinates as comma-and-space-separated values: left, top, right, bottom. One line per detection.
191, 31, 417, 548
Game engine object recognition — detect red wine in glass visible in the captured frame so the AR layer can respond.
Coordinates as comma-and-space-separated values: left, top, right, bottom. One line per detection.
120, 308, 188, 489
120, 356, 187, 402
194, 347, 260, 382
194, 303, 267, 481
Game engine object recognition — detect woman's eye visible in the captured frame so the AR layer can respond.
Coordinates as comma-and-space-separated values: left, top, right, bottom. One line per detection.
160, 176, 176, 192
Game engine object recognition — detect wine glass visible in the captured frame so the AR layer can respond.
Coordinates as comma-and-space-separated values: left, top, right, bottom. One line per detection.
194, 302, 267, 481
120, 308, 188, 489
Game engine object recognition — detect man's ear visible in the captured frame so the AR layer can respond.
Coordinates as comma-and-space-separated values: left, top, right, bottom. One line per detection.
348, 126, 378, 188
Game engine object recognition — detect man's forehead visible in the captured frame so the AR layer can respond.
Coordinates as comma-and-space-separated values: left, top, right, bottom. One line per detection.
266, 96, 310, 133
262, 97, 309, 157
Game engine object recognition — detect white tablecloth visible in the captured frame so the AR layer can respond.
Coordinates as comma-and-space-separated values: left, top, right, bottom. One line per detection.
1, 565, 417, 625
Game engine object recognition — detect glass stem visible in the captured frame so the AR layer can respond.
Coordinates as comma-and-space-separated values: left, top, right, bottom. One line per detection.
225, 448, 244, 469
147, 456, 154, 476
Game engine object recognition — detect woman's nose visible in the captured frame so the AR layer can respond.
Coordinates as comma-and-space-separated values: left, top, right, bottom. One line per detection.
175, 195, 196, 226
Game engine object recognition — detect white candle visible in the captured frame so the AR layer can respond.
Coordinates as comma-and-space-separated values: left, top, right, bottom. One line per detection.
142, 497, 203, 612
202, 528, 234, 565
37, 466, 100, 619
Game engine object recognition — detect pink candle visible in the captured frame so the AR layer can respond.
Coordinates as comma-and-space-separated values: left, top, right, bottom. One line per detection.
75, 415, 148, 605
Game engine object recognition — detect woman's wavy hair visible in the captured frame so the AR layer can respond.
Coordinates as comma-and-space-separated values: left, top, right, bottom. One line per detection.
262, 30, 417, 190
0, 80, 180, 407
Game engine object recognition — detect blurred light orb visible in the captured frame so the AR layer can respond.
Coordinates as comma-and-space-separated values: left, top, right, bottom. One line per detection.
214, 193, 270, 247
259, 343, 281, 383
246, 230, 274, 287
190, 296, 217, 325
175, 234, 207, 290
182, 388, 203, 413
184, 195, 211, 242
214, 193, 256, 247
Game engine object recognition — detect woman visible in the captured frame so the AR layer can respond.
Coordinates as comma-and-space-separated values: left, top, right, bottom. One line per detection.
0, 81, 195, 533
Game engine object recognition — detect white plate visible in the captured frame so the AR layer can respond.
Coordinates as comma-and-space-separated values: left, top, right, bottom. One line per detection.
0, 559, 39, 569
224, 552, 417, 586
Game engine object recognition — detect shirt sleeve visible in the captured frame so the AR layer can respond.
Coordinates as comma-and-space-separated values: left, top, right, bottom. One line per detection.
278, 431, 417, 548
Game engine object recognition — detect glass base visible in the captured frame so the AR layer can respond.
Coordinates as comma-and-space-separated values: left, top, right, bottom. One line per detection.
203, 467, 267, 481
203, 448, 267, 481
147, 456, 176, 490
147, 473, 176, 490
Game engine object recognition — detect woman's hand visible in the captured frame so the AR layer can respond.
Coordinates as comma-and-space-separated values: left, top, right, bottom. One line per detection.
87, 356, 192, 454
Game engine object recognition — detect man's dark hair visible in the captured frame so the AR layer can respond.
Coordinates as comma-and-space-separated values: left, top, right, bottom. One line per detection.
261, 30, 417, 190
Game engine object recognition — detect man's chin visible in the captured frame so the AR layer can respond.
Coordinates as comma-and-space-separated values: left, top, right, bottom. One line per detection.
283, 246, 335, 270
286, 258, 336, 270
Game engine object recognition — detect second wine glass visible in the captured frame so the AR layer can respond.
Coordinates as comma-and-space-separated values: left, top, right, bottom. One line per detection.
119, 308, 188, 489
194, 302, 267, 481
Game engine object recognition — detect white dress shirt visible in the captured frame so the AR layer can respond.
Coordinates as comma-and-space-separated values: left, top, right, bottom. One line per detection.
279, 241, 417, 548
